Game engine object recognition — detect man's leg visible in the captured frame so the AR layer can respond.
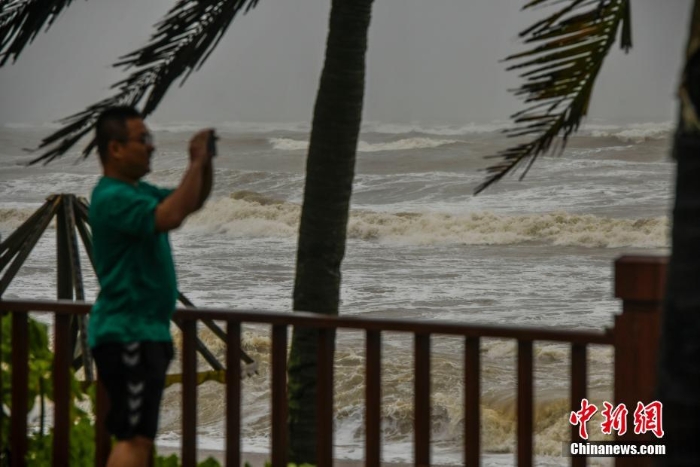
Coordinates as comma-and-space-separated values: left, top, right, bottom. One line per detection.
94, 342, 172, 467
106, 436, 153, 467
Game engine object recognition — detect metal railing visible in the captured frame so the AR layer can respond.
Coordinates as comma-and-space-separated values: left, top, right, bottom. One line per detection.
0, 255, 667, 467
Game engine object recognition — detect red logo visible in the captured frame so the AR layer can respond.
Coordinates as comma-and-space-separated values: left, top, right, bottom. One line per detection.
569, 400, 665, 439
570, 398, 598, 440
633, 401, 664, 438
601, 402, 629, 436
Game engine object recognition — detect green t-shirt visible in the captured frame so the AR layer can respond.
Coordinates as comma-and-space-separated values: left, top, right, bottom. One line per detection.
88, 176, 178, 348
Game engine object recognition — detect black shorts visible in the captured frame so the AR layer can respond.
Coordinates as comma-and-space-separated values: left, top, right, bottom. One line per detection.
93, 341, 174, 441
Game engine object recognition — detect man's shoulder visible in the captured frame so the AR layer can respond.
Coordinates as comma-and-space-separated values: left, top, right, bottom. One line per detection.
138, 181, 174, 201
91, 178, 131, 209
137, 180, 161, 193
92, 177, 132, 196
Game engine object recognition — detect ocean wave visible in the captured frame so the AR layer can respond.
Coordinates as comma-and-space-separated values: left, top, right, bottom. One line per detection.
3, 122, 63, 130
148, 121, 312, 134
362, 121, 511, 135
0, 207, 42, 230
166, 331, 615, 460
583, 122, 673, 143
269, 137, 461, 152
183, 192, 669, 248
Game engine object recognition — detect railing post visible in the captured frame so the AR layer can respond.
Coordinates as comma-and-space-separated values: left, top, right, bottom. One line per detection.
182, 319, 198, 467
365, 331, 381, 466
517, 340, 533, 467
226, 320, 241, 467
95, 381, 111, 467
53, 314, 72, 467
10, 312, 28, 467
613, 255, 667, 467
414, 333, 431, 466
316, 328, 334, 467
271, 325, 288, 467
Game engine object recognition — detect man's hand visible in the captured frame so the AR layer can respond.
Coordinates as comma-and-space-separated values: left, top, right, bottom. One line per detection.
189, 129, 214, 165
155, 129, 214, 232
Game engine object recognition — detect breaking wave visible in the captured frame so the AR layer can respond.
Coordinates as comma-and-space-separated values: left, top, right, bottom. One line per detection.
162, 330, 615, 462
0, 207, 40, 230
583, 122, 673, 143
269, 137, 460, 152
184, 192, 668, 248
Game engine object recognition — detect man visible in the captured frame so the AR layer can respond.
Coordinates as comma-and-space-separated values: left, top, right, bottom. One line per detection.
88, 106, 214, 467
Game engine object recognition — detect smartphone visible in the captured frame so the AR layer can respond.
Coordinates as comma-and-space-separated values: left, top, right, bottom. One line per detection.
207, 130, 218, 157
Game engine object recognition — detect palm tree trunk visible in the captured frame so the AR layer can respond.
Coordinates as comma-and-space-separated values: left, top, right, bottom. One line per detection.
656, 2, 700, 465
287, 0, 374, 463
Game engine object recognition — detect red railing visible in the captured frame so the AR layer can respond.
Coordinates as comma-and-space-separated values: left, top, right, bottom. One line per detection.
0, 255, 666, 467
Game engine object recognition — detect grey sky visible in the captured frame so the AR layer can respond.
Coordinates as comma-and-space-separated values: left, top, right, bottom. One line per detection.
0, 0, 692, 127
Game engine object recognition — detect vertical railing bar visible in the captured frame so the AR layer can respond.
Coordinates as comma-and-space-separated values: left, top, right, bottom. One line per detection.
365, 330, 381, 466
182, 319, 198, 467
414, 333, 431, 466
271, 325, 288, 467
64, 196, 93, 381
465, 337, 481, 467
55, 197, 73, 467
317, 328, 335, 467
517, 340, 534, 467
95, 381, 111, 467
172, 318, 225, 371
175, 293, 254, 367
53, 314, 71, 467
226, 320, 242, 467
571, 344, 587, 467
10, 312, 28, 467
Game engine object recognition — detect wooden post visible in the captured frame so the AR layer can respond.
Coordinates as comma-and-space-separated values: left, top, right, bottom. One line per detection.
613, 255, 667, 467
55, 197, 73, 466
10, 312, 28, 467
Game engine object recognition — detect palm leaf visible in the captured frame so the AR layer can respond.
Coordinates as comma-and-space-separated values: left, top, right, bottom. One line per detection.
0, 0, 77, 66
474, 0, 632, 194
27, 0, 260, 165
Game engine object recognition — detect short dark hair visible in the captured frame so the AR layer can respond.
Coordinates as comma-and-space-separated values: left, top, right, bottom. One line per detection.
95, 106, 142, 162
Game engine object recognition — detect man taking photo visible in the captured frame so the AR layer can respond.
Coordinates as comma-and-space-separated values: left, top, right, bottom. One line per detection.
88, 106, 214, 467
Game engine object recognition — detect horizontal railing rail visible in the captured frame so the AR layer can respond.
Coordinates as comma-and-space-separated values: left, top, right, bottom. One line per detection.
0, 255, 667, 467
0, 299, 614, 344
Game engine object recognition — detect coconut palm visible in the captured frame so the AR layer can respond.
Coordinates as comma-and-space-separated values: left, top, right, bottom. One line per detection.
475, 0, 632, 194
1, 0, 374, 463
4, 0, 699, 464
482, 1, 698, 464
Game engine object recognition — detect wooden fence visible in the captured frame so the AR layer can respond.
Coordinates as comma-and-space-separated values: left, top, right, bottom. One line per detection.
0, 255, 667, 467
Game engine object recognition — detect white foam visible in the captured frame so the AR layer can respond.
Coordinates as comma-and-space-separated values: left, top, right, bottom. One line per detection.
0, 206, 43, 230
269, 137, 460, 152
185, 193, 669, 249
3, 121, 63, 130
362, 120, 511, 135
584, 122, 673, 143
148, 120, 311, 134
142, 120, 507, 136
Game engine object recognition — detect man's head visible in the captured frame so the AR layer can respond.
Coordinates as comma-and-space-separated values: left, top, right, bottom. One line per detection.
95, 106, 155, 181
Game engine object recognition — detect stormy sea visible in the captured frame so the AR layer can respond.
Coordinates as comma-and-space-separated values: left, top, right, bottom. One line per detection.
0, 119, 672, 465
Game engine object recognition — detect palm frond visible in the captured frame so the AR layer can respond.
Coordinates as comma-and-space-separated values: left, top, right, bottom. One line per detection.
0, 0, 77, 66
27, 0, 260, 165
474, 0, 632, 194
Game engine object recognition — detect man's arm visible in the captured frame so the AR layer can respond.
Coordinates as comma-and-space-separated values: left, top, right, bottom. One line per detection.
154, 130, 211, 232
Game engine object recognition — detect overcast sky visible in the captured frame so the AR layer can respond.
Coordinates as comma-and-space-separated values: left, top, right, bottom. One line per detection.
0, 0, 692, 127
